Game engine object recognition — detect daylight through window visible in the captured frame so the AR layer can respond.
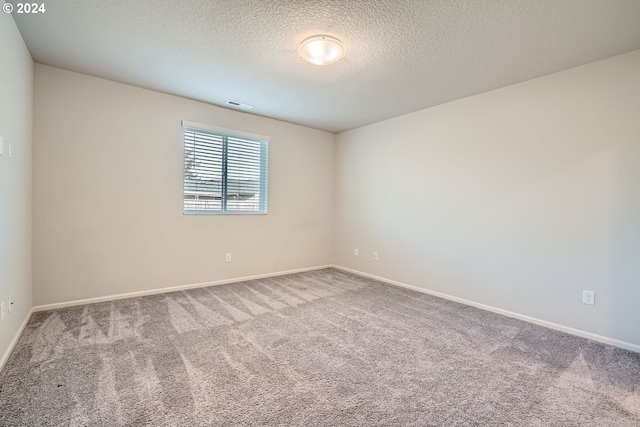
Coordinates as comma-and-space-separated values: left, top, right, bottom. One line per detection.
183, 121, 269, 214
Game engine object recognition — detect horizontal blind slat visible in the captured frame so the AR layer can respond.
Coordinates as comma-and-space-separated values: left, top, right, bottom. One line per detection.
184, 126, 268, 213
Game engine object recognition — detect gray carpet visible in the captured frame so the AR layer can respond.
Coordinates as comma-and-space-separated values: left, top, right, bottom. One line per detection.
1, 269, 639, 426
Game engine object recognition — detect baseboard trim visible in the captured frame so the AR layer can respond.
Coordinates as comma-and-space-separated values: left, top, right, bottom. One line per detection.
0, 307, 34, 373
32, 265, 333, 312
22, 264, 640, 355
332, 265, 640, 354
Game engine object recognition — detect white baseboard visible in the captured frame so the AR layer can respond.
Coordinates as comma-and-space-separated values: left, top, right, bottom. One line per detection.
0, 307, 34, 373
332, 265, 640, 354
14, 263, 638, 369
32, 265, 333, 312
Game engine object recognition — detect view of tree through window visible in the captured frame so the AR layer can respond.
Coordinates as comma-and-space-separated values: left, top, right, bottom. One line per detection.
183, 123, 269, 214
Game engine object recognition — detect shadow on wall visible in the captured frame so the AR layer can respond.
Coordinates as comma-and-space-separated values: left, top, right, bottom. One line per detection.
611, 140, 640, 346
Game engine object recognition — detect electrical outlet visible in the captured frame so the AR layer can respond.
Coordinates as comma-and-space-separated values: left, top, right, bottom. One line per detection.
373, 251, 379, 261
8, 295, 12, 313
225, 253, 232, 263
354, 248, 359, 256
582, 290, 595, 306
1, 302, 5, 323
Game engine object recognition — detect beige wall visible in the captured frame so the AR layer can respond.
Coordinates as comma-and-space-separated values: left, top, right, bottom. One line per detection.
33, 65, 335, 305
0, 15, 33, 359
25, 47, 640, 348
334, 50, 640, 346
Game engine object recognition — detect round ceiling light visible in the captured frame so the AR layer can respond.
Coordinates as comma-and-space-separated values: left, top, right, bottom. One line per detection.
298, 35, 345, 65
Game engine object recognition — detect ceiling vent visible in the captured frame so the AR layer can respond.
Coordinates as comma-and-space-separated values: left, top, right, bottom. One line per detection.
226, 100, 254, 110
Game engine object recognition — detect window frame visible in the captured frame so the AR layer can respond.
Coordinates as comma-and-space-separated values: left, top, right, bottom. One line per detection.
182, 120, 269, 215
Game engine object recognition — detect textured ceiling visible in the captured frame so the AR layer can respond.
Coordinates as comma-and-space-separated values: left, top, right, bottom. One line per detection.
10, 0, 640, 133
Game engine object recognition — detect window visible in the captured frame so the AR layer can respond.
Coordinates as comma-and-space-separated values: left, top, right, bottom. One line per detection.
182, 121, 269, 214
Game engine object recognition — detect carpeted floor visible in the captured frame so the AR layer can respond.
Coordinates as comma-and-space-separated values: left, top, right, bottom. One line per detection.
0, 269, 639, 426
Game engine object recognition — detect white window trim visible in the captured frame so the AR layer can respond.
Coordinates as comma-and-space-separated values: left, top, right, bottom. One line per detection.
181, 121, 270, 143
182, 120, 269, 215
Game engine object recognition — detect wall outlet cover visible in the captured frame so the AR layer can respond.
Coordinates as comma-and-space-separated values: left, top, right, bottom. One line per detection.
582, 290, 595, 306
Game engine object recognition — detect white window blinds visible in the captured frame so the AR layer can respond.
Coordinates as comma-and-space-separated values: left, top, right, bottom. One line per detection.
183, 121, 269, 214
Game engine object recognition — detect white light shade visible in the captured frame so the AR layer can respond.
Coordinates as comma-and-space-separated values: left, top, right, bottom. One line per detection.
298, 35, 345, 65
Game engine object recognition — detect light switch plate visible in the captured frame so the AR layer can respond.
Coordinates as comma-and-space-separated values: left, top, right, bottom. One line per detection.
8, 142, 12, 159
0, 137, 4, 156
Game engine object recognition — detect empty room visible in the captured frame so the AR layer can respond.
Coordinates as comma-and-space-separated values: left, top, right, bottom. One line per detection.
1, 0, 640, 425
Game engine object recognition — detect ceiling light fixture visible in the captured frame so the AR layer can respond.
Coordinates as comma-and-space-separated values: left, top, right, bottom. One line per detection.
298, 35, 345, 66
